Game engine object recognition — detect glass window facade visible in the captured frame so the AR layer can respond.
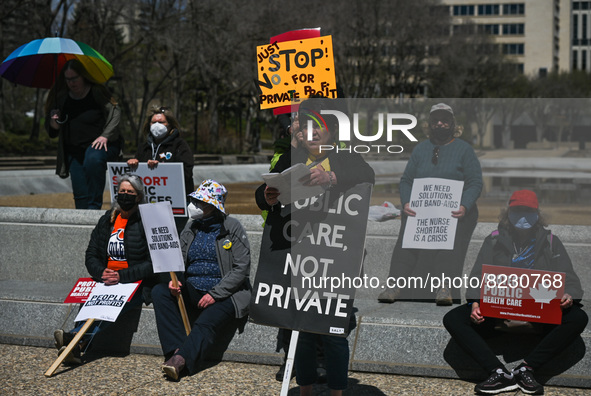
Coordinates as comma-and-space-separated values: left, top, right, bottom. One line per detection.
503, 3, 525, 15
503, 43, 525, 55
477, 24, 500, 35
573, 50, 578, 70
478, 4, 499, 15
502, 23, 525, 35
453, 5, 475, 15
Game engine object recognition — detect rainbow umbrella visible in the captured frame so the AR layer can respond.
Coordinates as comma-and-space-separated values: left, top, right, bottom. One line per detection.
0, 37, 113, 89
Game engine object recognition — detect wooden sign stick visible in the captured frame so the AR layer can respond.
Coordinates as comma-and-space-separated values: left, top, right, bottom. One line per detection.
44, 318, 95, 377
170, 272, 191, 335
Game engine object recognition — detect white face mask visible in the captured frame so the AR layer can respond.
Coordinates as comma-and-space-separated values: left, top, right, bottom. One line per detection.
150, 122, 168, 139
187, 202, 204, 220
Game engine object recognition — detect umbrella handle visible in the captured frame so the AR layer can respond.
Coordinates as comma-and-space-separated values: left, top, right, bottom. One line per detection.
56, 114, 69, 124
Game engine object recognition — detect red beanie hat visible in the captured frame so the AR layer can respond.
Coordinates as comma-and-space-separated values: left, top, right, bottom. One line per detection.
509, 190, 539, 209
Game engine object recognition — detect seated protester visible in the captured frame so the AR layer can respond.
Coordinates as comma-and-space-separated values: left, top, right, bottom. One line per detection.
256, 96, 375, 395
152, 180, 251, 380
54, 174, 157, 363
443, 190, 588, 395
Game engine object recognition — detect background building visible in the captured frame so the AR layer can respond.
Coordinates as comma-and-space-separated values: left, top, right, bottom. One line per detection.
441, 0, 571, 76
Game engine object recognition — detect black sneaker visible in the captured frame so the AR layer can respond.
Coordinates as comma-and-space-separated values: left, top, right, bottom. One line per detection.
53, 329, 75, 350
58, 345, 82, 365
275, 361, 296, 381
474, 368, 518, 394
513, 365, 544, 395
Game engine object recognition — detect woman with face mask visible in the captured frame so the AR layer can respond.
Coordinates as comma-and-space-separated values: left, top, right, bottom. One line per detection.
443, 190, 587, 395
378, 103, 483, 306
151, 179, 252, 380
127, 105, 194, 197
53, 173, 159, 364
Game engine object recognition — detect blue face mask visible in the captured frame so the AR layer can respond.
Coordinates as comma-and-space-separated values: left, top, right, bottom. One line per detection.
509, 211, 538, 229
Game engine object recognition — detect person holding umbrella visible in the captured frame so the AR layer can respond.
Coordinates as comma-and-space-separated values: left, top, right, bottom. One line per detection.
44, 59, 122, 209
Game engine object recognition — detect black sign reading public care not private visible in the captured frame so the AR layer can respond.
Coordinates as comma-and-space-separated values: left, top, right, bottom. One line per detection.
250, 182, 372, 336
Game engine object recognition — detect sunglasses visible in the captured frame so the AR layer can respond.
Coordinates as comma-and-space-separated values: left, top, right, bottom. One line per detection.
430, 117, 453, 126
159, 106, 170, 113
432, 146, 439, 165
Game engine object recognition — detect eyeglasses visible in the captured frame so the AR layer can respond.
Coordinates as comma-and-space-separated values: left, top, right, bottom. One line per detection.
432, 146, 439, 165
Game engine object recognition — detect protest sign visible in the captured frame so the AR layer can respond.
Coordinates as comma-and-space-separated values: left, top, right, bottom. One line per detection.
479, 265, 565, 325
262, 163, 325, 204
74, 282, 140, 323
256, 35, 336, 110
107, 162, 187, 217
139, 201, 190, 334
402, 177, 464, 250
64, 278, 97, 303
267, 28, 321, 116
250, 182, 372, 336
139, 201, 185, 273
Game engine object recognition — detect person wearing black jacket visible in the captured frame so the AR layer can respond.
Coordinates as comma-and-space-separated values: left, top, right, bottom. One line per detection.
443, 190, 588, 395
53, 174, 158, 364
256, 97, 374, 395
128, 106, 194, 197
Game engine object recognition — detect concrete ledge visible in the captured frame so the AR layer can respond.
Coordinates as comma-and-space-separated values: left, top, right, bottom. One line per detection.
0, 207, 589, 387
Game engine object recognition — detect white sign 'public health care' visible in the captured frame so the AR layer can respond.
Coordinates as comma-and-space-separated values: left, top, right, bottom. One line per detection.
402, 178, 464, 250
75, 282, 140, 322
139, 201, 185, 273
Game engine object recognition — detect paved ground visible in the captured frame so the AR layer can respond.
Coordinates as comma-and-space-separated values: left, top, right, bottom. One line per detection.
2, 344, 589, 396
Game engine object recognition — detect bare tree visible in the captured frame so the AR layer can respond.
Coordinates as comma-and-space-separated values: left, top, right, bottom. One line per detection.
326, 0, 450, 99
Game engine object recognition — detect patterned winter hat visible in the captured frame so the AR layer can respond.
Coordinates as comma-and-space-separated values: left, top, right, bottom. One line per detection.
188, 179, 228, 214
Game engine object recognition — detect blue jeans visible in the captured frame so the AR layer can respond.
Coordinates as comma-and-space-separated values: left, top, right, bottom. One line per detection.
68, 144, 119, 209
295, 332, 349, 390
152, 282, 236, 374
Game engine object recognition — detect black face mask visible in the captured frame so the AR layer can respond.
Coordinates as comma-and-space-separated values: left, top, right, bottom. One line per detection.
431, 126, 453, 142
117, 193, 137, 211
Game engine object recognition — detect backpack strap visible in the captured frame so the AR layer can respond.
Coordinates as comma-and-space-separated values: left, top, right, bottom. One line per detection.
546, 232, 554, 256
490, 230, 499, 249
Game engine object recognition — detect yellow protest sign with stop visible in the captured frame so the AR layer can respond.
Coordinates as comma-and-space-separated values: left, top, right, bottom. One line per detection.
256, 35, 336, 110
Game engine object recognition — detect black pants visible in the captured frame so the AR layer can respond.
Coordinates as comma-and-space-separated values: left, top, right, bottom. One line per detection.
443, 303, 589, 372
387, 206, 478, 301
152, 282, 236, 374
